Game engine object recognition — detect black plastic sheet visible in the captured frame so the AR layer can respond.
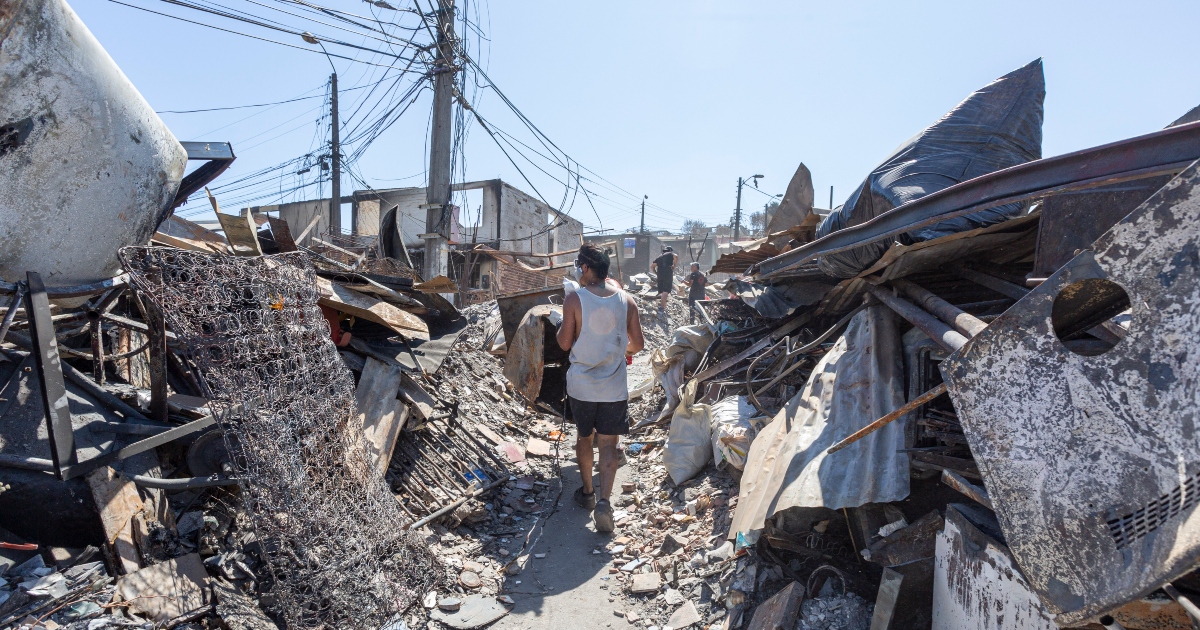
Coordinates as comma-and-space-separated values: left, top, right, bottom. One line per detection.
816, 59, 1045, 278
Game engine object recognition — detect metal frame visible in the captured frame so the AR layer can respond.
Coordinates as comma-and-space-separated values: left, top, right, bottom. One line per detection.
169, 141, 236, 212
10, 272, 212, 481
750, 121, 1200, 279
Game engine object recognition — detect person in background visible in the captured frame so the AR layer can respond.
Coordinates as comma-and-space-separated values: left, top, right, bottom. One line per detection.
682, 262, 707, 324
556, 243, 645, 533
653, 246, 677, 313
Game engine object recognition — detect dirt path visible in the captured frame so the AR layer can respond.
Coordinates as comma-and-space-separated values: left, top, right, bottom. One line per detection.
491, 455, 634, 629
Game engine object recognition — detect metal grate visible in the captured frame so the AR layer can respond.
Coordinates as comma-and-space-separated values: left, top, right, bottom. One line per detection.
1107, 470, 1200, 549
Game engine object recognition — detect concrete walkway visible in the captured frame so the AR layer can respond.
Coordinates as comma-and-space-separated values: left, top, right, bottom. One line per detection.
491, 459, 635, 629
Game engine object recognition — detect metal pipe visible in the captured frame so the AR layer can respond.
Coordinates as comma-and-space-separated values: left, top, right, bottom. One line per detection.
123, 473, 240, 491
1098, 615, 1127, 630
950, 264, 1030, 300
864, 285, 969, 352
1162, 583, 1200, 624
404, 476, 507, 530
826, 383, 948, 454
0, 289, 24, 346
893, 278, 988, 337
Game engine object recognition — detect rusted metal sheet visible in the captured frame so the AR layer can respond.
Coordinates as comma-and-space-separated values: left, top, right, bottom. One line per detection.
0, 0, 188, 286
941, 161, 1200, 624
932, 505, 1057, 630
496, 285, 563, 348
502, 304, 556, 404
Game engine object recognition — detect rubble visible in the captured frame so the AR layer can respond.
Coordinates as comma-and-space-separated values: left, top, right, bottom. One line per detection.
2, 8, 1200, 629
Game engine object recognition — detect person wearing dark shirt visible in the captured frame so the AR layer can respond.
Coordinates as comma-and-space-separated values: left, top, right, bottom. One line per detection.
682, 262, 707, 323
653, 246, 677, 312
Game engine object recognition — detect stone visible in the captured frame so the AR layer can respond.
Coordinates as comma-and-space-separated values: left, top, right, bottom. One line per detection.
463, 561, 486, 573
664, 588, 684, 606
525, 438, 552, 457
626, 611, 641, 623
439, 597, 463, 611
666, 601, 702, 629
423, 591, 438, 609
659, 533, 688, 556
459, 571, 482, 589
176, 511, 205, 536
630, 572, 662, 594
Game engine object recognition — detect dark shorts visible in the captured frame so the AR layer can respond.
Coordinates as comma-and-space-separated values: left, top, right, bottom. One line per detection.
568, 396, 629, 437
657, 277, 673, 294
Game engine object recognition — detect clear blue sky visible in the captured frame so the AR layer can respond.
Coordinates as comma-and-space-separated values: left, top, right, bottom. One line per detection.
74, 0, 1200, 233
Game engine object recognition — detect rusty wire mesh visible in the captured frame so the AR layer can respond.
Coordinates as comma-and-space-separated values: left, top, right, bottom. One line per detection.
119, 247, 440, 629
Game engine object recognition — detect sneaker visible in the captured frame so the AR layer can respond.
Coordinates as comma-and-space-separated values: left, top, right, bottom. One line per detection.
594, 499, 615, 533
574, 487, 597, 509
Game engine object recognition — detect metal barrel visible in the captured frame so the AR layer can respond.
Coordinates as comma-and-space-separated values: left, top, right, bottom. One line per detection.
0, 0, 187, 286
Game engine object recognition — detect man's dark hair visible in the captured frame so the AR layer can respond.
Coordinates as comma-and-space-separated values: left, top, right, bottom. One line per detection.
578, 242, 610, 279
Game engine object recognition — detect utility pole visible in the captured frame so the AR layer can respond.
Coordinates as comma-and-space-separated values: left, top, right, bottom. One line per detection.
329, 72, 340, 233
639, 195, 647, 234
422, 0, 456, 281
733, 177, 744, 241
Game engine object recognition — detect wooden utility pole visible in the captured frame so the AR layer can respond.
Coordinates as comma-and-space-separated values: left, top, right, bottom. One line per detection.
423, 0, 456, 280
733, 177, 744, 241
330, 72, 341, 233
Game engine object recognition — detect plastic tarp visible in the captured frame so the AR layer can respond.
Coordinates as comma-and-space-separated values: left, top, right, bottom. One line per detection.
816, 59, 1045, 278
727, 277, 834, 319
729, 305, 908, 536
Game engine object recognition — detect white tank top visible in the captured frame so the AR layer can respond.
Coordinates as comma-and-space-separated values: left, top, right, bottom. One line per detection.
566, 287, 629, 402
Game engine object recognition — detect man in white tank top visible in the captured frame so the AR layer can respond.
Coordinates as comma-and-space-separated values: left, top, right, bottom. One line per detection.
556, 244, 645, 533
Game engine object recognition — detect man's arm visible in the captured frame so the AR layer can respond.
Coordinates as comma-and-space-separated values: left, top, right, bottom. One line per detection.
556, 291, 581, 351
625, 294, 645, 355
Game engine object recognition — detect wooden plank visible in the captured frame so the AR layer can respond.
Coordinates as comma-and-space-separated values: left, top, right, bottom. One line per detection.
315, 276, 429, 341
869, 568, 904, 630
86, 466, 144, 574
476, 424, 505, 446
215, 211, 263, 257
354, 357, 409, 477
150, 231, 228, 254
398, 371, 437, 419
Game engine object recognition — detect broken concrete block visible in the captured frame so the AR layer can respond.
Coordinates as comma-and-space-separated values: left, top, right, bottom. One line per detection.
115, 553, 208, 622
659, 533, 688, 556
746, 581, 804, 630
664, 588, 684, 605
428, 594, 509, 629
630, 572, 661, 594
525, 438, 552, 457
666, 600, 701, 629
439, 597, 463, 611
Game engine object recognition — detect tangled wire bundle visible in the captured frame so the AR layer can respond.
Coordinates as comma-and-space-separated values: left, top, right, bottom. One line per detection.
120, 247, 440, 629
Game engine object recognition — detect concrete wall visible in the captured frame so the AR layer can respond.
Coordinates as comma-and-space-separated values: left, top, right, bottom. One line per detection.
257, 199, 330, 247
584, 233, 663, 281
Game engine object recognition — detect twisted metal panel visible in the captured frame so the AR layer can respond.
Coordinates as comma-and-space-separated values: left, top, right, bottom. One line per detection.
120, 247, 439, 629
